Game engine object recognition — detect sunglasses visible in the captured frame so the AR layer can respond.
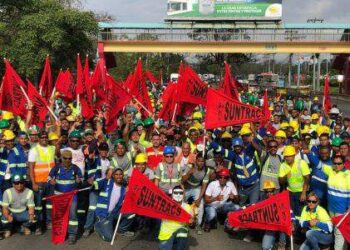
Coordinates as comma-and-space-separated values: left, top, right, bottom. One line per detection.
13, 181, 24, 185
269, 145, 278, 149
165, 155, 174, 158
307, 200, 318, 204
265, 190, 275, 194
173, 191, 184, 195
333, 162, 343, 166
70, 140, 80, 143
63, 157, 72, 160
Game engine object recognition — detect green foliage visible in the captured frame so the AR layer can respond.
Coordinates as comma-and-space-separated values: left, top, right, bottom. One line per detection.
0, 0, 98, 79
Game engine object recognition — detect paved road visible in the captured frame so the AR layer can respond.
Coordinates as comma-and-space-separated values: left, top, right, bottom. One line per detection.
330, 95, 350, 116
1, 224, 263, 250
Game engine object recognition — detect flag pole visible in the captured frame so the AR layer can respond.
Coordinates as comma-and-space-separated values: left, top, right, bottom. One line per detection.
43, 186, 91, 201
110, 213, 123, 246
336, 211, 350, 228
46, 105, 59, 121
77, 94, 81, 114
50, 86, 56, 99
19, 86, 31, 103
202, 129, 206, 157
290, 235, 294, 250
171, 103, 178, 122
133, 97, 152, 116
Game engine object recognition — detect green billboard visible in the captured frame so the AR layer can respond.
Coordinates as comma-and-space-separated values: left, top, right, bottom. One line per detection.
166, 0, 282, 20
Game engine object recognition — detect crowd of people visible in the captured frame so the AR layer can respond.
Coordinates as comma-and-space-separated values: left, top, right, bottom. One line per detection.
0, 86, 349, 250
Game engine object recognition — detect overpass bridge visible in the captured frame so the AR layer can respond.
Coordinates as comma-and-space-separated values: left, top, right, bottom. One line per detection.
98, 22, 350, 54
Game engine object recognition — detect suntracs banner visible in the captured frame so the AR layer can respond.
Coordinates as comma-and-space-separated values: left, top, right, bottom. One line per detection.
167, 0, 282, 20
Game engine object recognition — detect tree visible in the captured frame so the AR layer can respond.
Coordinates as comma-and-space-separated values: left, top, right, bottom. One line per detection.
0, 0, 98, 80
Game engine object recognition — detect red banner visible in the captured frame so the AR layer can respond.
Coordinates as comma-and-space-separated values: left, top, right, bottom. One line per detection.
177, 66, 208, 106
39, 56, 53, 100
27, 80, 49, 127
228, 191, 292, 236
323, 75, 332, 114
220, 62, 240, 101
205, 88, 264, 129
56, 69, 75, 101
46, 191, 77, 244
121, 169, 192, 223
144, 70, 159, 83
332, 213, 350, 243
159, 83, 177, 121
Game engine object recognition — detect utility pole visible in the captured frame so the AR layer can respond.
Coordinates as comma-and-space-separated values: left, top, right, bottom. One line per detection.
288, 53, 293, 87
316, 54, 321, 92
312, 54, 316, 92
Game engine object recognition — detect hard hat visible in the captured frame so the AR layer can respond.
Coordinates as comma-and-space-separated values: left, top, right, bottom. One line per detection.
163, 145, 175, 155
192, 112, 203, 120
289, 120, 299, 132
242, 123, 251, 129
300, 125, 310, 135
311, 113, 319, 120
143, 117, 154, 127
2, 111, 14, 120
3, 130, 15, 141
232, 137, 244, 147
28, 125, 39, 135
316, 125, 330, 136
193, 121, 203, 130
113, 139, 126, 147
263, 180, 276, 190
329, 107, 340, 115
283, 145, 296, 157
294, 100, 304, 111
275, 130, 287, 138
135, 120, 144, 127
239, 127, 252, 136
332, 137, 342, 147
280, 122, 289, 130
84, 128, 94, 135
66, 115, 75, 122
188, 126, 199, 132
221, 131, 232, 139
69, 130, 82, 139
135, 153, 147, 164
48, 132, 59, 141
217, 168, 230, 178
313, 97, 319, 101
0, 120, 10, 129
11, 173, 26, 183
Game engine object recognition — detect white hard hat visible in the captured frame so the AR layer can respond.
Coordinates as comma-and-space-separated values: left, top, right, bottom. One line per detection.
329, 107, 340, 115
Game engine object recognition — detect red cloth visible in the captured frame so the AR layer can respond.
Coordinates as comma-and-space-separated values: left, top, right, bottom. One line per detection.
144, 70, 159, 83
39, 56, 53, 101
344, 160, 350, 170
146, 146, 164, 170
332, 213, 350, 243
46, 190, 77, 244
159, 84, 177, 121
323, 75, 332, 114
121, 169, 192, 223
205, 88, 264, 129
27, 80, 49, 127
219, 62, 240, 101
228, 191, 293, 236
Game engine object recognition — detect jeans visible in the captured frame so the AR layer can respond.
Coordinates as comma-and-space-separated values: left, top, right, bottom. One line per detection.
184, 187, 204, 225
77, 188, 89, 226
68, 199, 78, 237
94, 213, 135, 242
84, 190, 99, 231
239, 181, 260, 206
300, 230, 333, 250
262, 231, 287, 250
2, 210, 34, 230
289, 191, 303, 216
159, 228, 187, 250
34, 182, 53, 226
205, 202, 240, 223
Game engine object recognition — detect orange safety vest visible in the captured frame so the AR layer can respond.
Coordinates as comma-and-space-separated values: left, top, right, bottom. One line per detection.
175, 152, 196, 165
34, 145, 55, 183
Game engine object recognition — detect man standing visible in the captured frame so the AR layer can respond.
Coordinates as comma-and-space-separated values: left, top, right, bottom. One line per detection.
146, 133, 164, 170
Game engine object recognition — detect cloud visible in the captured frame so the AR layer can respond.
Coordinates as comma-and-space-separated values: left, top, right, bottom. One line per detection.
84, 0, 350, 23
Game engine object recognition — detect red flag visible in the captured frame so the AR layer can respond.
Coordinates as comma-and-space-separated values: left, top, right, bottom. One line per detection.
83, 55, 90, 82
91, 59, 107, 101
205, 88, 264, 129
55, 69, 75, 101
159, 83, 177, 121
121, 169, 192, 223
323, 75, 332, 113
76, 54, 84, 95
105, 75, 132, 132
260, 89, 271, 127
39, 56, 53, 100
27, 80, 49, 127
0, 60, 27, 118
220, 62, 240, 101
144, 70, 159, 83
228, 191, 292, 236
177, 66, 208, 106
129, 59, 153, 116
332, 214, 350, 243
46, 191, 77, 244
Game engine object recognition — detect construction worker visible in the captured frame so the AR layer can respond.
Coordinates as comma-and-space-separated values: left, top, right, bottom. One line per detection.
299, 192, 333, 250
128, 153, 154, 181
279, 145, 310, 216
204, 168, 239, 232
48, 150, 82, 244
158, 185, 193, 250
175, 142, 196, 172
181, 154, 210, 235
146, 133, 164, 170
261, 180, 286, 250
275, 130, 287, 157
28, 131, 55, 235
110, 139, 132, 176
1, 173, 35, 238
94, 168, 135, 241
322, 155, 350, 250
155, 146, 182, 195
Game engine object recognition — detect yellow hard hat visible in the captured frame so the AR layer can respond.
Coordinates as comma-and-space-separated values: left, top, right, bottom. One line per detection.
3, 130, 15, 141
242, 123, 251, 129
2, 111, 14, 120
193, 121, 203, 130
313, 97, 319, 101
284, 145, 296, 157
263, 180, 276, 190
280, 122, 289, 130
135, 153, 147, 164
289, 120, 299, 132
311, 113, 319, 120
269, 106, 274, 111
221, 131, 232, 139
239, 127, 252, 136
66, 115, 76, 122
300, 125, 310, 135
316, 125, 330, 136
48, 132, 59, 141
188, 126, 199, 132
192, 112, 203, 120
275, 130, 287, 138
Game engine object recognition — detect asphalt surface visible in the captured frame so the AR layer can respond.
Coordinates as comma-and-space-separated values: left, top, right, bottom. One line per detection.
329, 95, 350, 116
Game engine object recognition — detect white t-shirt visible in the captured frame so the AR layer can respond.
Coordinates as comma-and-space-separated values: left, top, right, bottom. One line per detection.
100, 158, 111, 179
61, 147, 85, 176
28, 145, 50, 162
205, 180, 237, 209
108, 183, 121, 212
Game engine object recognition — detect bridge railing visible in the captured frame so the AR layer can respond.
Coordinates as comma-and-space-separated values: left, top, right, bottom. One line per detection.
99, 29, 349, 42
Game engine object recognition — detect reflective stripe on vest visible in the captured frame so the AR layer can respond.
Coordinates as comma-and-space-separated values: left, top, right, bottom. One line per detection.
159, 163, 181, 184
34, 145, 55, 183
261, 156, 279, 178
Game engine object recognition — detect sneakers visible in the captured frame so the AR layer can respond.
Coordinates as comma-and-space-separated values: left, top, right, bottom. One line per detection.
46, 223, 52, 230
4, 230, 11, 238
203, 223, 211, 233
68, 236, 77, 245
196, 225, 203, 235
0, 233, 4, 240
118, 231, 135, 237
35, 228, 43, 236
22, 226, 31, 236
243, 234, 254, 243
82, 229, 92, 238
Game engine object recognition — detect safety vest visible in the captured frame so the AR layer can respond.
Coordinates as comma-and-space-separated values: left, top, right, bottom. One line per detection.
234, 154, 259, 187
299, 205, 332, 233
3, 188, 34, 214
146, 146, 164, 170
34, 145, 55, 183
282, 159, 308, 193
158, 203, 192, 241
111, 152, 132, 175
158, 163, 181, 185
8, 145, 27, 177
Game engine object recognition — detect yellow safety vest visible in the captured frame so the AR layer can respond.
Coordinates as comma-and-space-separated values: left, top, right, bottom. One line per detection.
34, 145, 55, 183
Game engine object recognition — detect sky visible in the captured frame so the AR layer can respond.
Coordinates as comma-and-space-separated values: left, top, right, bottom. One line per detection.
84, 0, 350, 23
